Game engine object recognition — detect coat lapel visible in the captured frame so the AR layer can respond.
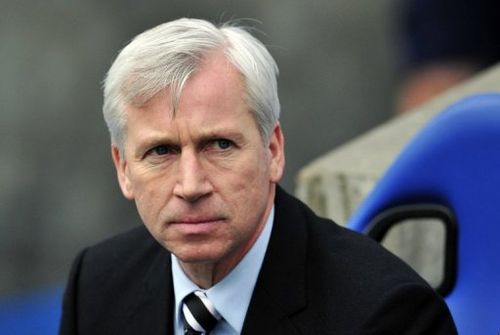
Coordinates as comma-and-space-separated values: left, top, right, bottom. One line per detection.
125, 247, 175, 335
242, 187, 308, 334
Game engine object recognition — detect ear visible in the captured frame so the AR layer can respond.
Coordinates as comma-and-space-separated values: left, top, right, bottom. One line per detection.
111, 145, 134, 200
268, 122, 285, 183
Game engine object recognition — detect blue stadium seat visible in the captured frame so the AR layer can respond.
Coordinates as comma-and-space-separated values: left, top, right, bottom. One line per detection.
0, 286, 63, 335
347, 94, 500, 335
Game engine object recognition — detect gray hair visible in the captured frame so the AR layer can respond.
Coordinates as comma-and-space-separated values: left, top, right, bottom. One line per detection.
102, 18, 280, 151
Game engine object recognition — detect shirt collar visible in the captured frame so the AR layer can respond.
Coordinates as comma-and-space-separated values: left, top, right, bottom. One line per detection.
172, 206, 274, 334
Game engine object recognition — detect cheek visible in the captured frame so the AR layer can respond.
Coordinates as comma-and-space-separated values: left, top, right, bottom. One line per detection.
218, 160, 269, 194
224, 159, 272, 211
134, 193, 158, 227
251, 150, 272, 183
132, 175, 171, 222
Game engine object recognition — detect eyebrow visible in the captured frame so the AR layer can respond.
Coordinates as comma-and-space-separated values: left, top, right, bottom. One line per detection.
131, 135, 176, 159
132, 129, 246, 157
196, 130, 246, 144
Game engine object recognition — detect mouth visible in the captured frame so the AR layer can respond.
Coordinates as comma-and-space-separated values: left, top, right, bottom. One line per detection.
169, 217, 225, 235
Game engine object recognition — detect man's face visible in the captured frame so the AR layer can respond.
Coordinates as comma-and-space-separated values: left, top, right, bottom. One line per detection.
112, 52, 285, 274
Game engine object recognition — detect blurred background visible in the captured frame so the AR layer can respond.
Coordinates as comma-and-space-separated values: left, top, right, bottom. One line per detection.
5, 1, 498, 328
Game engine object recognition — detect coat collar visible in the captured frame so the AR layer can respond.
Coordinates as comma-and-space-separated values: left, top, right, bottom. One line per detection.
242, 186, 308, 334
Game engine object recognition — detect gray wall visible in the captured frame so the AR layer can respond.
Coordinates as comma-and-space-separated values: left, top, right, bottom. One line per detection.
0, 0, 399, 295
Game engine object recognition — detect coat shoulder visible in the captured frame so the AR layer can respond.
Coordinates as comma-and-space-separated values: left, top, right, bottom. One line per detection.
83, 225, 161, 267
60, 225, 172, 335
78, 225, 168, 291
275, 189, 456, 333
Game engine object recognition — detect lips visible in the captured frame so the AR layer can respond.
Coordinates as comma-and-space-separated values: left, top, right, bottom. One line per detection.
172, 217, 221, 224
170, 217, 225, 235
170, 214, 225, 223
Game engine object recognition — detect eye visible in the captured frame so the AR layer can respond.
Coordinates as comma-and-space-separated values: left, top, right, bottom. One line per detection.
214, 139, 232, 150
204, 138, 235, 153
146, 145, 175, 157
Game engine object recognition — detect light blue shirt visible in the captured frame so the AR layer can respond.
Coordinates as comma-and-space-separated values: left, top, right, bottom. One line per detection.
172, 206, 274, 334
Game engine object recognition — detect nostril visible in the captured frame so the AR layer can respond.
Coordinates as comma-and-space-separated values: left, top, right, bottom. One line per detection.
173, 175, 213, 202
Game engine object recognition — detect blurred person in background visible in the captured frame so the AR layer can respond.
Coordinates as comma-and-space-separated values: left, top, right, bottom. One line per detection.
59, 18, 456, 334
397, 0, 500, 112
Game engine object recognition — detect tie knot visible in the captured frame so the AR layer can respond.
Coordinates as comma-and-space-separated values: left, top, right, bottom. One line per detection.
182, 290, 221, 334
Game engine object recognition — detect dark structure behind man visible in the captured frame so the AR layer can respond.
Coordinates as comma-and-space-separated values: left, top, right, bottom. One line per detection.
59, 18, 457, 334
397, 0, 500, 112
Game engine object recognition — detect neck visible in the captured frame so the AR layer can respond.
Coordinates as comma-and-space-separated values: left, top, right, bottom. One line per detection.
179, 262, 217, 289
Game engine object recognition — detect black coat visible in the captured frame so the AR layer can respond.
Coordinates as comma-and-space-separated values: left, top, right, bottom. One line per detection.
60, 187, 457, 334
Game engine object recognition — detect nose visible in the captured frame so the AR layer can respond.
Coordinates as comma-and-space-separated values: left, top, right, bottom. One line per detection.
173, 149, 213, 202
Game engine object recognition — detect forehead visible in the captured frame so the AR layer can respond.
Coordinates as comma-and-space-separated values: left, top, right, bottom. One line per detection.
179, 52, 245, 112
124, 52, 258, 139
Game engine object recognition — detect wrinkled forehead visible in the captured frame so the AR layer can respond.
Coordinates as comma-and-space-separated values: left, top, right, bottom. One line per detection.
126, 51, 248, 118
125, 49, 245, 107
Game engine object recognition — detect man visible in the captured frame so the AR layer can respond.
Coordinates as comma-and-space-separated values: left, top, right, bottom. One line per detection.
60, 18, 457, 334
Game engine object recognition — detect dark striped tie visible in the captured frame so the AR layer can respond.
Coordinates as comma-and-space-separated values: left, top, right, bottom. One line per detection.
182, 290, 221, 335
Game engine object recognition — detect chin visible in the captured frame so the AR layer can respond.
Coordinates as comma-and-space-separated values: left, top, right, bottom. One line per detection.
172, 245, 227, 264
